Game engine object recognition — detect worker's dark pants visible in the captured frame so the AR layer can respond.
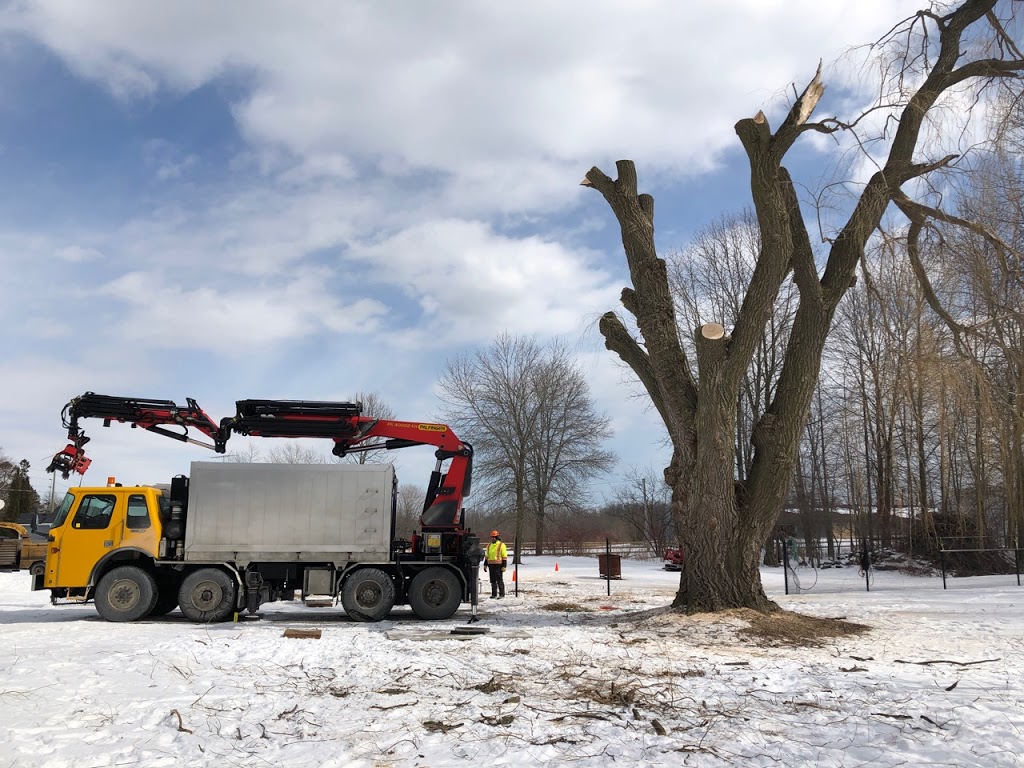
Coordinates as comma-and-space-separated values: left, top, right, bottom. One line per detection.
487, 564, 505, 597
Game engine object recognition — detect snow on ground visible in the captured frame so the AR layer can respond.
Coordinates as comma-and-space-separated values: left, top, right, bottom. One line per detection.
2, 558, 1023, 767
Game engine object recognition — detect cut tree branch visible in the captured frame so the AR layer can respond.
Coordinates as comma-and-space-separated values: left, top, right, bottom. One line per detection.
771, 62, 827, 159
598, 311, 689, 423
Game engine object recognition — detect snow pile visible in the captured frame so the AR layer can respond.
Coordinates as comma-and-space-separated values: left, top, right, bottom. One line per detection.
2, 558, 1022, 766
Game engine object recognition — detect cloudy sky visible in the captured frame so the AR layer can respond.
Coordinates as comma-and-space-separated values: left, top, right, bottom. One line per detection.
0, 0, 922, 502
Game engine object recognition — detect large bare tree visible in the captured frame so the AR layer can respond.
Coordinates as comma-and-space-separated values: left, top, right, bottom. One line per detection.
437, 333, 614, 554
584, 0, 1024, 612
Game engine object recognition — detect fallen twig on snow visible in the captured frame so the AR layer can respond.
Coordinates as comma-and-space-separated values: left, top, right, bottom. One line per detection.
895, 658, 1000, 667
370, 700, 418, 711
170, 709, 193, 734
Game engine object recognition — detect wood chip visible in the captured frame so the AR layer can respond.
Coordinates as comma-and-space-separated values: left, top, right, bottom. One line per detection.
283, 628, 322, 639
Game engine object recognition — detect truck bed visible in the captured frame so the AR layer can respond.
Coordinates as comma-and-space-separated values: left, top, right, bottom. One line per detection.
183, 462, 395, 566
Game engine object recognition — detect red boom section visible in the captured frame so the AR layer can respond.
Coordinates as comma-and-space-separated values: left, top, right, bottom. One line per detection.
226, 400, 472, 530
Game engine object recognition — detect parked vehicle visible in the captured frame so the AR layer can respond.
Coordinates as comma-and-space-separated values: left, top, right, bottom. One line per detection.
0, 522, 47, 576
663, 547, 684, 571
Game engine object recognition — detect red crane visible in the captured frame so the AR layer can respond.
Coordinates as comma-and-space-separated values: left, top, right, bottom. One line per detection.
47, 392, 473, 531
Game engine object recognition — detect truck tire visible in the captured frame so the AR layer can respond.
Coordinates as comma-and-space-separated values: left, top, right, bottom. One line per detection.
341, 568, 395, 622
29, 560, 45, 577
178, 568, 237, 623
95, 566, 158, 622
408, 567, 461, 621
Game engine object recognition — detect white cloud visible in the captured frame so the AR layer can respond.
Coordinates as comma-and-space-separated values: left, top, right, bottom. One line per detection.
0, 0, 947, 494
347, 218, 620, 347
55, 245, 102, 262
97, 269, 389, 353
4, 0, 924, 214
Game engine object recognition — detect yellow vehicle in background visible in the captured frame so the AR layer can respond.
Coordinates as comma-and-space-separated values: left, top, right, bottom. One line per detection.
0, 521, 48, 576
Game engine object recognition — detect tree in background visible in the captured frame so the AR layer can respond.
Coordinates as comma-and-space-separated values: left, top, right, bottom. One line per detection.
584, 0, 1024, 612
0, 448, 14, 522
395, 483, 426, 540
607, 467, 674, 556
0, 447, 13, 490
668, 210, 797, 492
1, 459, 40, 523
438, 333, 614, 554
225, 441, 264, 463
266, 442, 328, 464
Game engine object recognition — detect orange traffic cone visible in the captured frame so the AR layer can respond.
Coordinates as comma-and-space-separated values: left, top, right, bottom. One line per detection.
555, 562, 559, 572
512, 570, 517, 582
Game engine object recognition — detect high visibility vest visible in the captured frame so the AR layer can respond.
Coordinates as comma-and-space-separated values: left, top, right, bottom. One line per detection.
485, 541, 507, 564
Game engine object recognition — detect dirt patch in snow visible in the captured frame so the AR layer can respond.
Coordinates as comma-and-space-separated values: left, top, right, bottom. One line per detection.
541, 601, 591, 613
735, 609, 870, 647
609, 605, 870, 648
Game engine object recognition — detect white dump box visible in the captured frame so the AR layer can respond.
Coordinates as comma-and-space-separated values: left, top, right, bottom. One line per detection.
182, 461, 395, 565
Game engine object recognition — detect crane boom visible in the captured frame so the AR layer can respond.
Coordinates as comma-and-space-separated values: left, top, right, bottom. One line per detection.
46, 391, 473, 531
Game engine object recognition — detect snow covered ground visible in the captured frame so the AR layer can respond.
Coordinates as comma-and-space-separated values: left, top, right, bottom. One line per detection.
2, 557, 1022, 767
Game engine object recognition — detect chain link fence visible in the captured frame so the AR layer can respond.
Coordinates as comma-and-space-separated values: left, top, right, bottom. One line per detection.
776, 536, 1024, 595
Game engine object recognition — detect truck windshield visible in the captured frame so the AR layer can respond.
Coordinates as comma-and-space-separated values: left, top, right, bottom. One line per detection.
51, 493, 75, 528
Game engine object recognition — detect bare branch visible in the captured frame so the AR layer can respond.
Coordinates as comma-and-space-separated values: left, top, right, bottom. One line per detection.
894, 190, 1024, 280
892, 198, 971, 351
598, 312, 689, 422
986, 9, 1024, 59
780, 168, 822, 306
945, 57, 1024, 88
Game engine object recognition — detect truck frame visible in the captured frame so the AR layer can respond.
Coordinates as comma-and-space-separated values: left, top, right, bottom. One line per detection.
39, 392, 482, 623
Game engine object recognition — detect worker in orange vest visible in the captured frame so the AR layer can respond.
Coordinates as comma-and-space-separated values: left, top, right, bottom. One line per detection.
485, 530, 508, 599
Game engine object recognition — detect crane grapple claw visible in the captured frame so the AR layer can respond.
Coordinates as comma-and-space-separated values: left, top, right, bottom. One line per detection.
46, 443, 92, 479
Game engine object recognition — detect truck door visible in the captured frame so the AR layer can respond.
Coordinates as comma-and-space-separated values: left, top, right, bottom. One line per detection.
52, 493, 122, 588
119, 493, 160, 559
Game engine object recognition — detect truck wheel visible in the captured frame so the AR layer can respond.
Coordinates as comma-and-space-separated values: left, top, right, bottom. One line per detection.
408, 567, 461, 621
341, 568, 395, 622
29, 561, 45, 577
178, 568, 237, 623
95, 566, 158, 622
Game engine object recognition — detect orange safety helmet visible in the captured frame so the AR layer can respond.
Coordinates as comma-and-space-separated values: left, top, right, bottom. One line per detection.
490, 530, 500, 537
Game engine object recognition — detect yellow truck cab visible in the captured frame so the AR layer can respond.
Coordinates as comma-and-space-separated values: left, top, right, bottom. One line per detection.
38, 482, 171, 619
